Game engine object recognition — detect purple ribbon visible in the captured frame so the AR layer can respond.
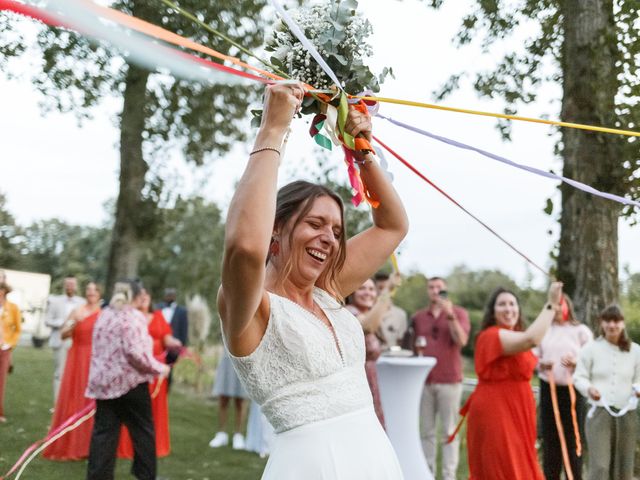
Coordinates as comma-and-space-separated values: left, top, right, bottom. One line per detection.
377, 114, 640, 209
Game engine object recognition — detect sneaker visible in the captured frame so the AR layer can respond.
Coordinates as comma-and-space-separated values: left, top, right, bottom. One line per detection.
232, 432, 246, 450
208, 431, 229, 448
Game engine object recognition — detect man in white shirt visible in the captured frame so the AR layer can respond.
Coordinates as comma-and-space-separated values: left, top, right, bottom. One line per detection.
45, 276, 85, 403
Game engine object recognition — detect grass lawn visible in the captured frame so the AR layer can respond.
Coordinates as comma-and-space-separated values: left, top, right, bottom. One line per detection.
0, 346, 267, 479
7, 348, 569, 479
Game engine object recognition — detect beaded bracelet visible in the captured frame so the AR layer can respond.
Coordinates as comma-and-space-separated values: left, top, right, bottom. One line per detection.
250, 147, 281, 157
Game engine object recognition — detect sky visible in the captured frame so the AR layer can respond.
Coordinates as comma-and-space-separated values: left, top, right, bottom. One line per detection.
1, 0, 639, 289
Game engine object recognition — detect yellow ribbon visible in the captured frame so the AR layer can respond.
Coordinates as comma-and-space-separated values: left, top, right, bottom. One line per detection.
354, 96, 640, 138
390, 252, 399, 274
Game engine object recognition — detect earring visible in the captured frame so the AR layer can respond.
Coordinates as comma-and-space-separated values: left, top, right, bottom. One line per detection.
270, 237, 280, 257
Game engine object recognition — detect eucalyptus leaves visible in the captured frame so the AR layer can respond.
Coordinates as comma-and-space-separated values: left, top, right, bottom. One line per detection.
264, 0, 392, 115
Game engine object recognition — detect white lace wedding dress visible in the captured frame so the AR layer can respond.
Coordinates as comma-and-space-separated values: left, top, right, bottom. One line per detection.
227, 287, 403, 479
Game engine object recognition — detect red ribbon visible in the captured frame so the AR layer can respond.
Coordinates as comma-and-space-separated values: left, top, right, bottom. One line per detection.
0, 0, 68, 28
0, 400, 96, 479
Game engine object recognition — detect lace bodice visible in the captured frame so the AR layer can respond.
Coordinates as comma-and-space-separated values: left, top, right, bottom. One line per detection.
227, 288, 373, 433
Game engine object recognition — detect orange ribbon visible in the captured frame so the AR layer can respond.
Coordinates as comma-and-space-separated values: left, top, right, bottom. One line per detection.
548, 374, 577, 480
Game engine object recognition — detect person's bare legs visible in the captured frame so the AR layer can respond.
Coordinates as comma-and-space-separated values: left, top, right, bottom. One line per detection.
233, 397, 245, 432
231, 397, 247, 449
218, 396, 230, 431
209, 396, 231, 447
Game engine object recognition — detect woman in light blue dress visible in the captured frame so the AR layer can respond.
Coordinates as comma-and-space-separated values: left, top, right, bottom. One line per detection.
208, 347, 248, 450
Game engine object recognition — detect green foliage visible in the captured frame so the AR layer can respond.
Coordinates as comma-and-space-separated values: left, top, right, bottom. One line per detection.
138, 196, 226, 339
627, 272, 640, 305
446, 264, 518, 310
393, 271, 429, 317
622, 273, 640, 343
0, 192, 22, 268
0, 195, 224, 325
0, 217, 110, 293
263, 0, 392, 120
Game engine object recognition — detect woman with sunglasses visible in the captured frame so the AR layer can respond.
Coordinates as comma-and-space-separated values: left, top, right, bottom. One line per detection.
574, 305, 640, 480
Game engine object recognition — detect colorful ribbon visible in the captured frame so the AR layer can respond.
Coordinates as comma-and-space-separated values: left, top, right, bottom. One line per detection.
1, 0, 266, 86
373, 135, 549, 277
548, 374, 575, 480
0, 400, 96, 479
80, 0, 283, 82
587, 392, 639, 418
377, 114, 640, 210
357, 95, 640, 138
309, 114, 333, 151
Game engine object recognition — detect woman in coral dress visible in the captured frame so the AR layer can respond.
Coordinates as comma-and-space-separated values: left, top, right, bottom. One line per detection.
44, 282, 101, 460
118, 289, 181, 458
463, 282, 562, 480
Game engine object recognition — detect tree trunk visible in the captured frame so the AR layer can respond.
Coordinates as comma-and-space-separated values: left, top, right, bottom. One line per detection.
105, 63, 150, 294
557, 0, 624, 328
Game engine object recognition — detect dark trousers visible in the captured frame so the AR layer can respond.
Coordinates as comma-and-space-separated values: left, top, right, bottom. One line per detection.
539, 379, 585, 480
87, 382, 156, 480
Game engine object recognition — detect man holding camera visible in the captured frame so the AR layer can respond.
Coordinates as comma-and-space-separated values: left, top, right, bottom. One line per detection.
411, 276, 470, 480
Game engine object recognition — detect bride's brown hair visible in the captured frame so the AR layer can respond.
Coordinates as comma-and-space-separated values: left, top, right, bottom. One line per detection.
268, 181, 347, 301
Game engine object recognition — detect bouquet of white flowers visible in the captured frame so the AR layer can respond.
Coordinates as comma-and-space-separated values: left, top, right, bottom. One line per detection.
258, 0, 392, 118
257, 0, 393, 207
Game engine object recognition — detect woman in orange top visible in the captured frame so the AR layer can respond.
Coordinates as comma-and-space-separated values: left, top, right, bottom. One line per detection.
464, 281, 562, 480
118, 289, 181, 458
0, 282, 21, 423
44, 282, 102, 459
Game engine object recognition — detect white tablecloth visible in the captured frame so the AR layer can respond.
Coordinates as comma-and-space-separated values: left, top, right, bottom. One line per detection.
376, 356, 437, 480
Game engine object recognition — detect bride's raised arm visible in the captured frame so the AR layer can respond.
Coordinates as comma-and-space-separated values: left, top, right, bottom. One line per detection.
338, 109, 409, 297
218, 82, 304, 355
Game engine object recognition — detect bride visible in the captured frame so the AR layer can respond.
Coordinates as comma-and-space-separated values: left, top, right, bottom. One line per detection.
218, 82, 408, 479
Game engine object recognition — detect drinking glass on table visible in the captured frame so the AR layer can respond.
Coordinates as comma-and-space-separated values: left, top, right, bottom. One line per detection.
415, 336, 427, 357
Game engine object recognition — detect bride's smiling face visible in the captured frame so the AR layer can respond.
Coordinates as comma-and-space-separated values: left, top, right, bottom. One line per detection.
278, 196, 343, 285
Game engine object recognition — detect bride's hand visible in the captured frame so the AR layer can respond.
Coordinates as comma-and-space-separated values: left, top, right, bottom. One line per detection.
260, 82, 305, 134
344, 106, 372, 143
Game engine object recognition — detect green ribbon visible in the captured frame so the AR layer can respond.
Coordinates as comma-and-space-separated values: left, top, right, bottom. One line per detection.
314, 125, 333, 151
337, 92, 355, 150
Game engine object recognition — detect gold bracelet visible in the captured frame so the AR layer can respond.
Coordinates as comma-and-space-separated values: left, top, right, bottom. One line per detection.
250, 147, 281, 157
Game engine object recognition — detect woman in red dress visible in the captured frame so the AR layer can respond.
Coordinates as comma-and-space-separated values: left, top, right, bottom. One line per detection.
118, 289, 181, 458
44, 282, 102, 460
464, 281, 562, 480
